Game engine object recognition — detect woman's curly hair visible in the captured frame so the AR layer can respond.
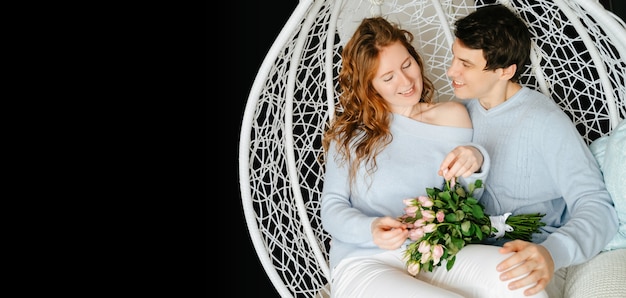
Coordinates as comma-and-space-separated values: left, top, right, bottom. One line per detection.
322, 17, 435, 186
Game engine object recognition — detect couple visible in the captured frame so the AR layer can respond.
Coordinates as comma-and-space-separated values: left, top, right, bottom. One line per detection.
320, 4, 618, 298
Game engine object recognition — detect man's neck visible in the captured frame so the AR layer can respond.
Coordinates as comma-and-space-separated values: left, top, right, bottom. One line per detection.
479, 82, 522, 110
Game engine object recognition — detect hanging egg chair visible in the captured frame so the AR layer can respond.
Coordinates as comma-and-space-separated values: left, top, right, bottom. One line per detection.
239, 0, 626, 297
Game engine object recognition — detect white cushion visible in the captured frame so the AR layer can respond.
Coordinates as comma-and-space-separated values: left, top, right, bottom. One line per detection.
564, 249, 626, 298
589, 119, 626, 250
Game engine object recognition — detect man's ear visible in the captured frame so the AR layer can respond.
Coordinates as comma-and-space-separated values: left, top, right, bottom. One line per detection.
500, 64, 517, 80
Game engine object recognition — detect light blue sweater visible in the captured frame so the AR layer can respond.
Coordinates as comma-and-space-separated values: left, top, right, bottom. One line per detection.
465, 86, 619, 271
321, 114, 489, 271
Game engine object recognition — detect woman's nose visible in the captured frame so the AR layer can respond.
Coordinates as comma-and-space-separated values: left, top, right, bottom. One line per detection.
399, 71, 412, 84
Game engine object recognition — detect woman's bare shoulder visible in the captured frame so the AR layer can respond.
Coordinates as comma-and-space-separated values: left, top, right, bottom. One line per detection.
435, 100, 465, 109
424, 101, 472, 128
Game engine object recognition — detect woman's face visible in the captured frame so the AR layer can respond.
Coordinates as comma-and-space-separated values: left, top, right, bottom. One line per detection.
371, 41, 423, 114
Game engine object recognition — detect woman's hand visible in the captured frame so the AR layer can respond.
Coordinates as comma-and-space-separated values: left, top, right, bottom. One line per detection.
371, 216, 408, 250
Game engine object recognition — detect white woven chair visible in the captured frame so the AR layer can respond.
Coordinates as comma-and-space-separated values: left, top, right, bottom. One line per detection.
239, 0, 626, 297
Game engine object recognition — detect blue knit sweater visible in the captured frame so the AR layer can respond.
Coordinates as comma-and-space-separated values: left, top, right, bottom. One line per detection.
465, 86, 618, 271
321, 113, 489, 271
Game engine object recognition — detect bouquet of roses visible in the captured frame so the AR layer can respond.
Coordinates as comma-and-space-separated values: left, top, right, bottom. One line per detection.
398, 178, 545, 275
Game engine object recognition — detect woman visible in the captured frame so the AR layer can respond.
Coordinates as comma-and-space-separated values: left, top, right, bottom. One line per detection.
320, 17, 547, 298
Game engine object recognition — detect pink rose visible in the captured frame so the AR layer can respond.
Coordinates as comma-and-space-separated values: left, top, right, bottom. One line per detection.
418, 241, 431, 253
408, 228, 425, 241
402, 198, 415, 206
407, 261, 421, 276
436, 210, 445, 223
413, 219, 426, 228
432, 244, 444, 265
420, 251, 432, 264
404, 206, 418, 217
423, 223, 437, 233
417, 196, 433, 207
421, 210, 435, 222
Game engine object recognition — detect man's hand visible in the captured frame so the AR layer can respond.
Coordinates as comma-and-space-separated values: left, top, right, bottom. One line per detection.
371, 216, 408, 250
439, 145, 484, 180
497, 240, 555, 296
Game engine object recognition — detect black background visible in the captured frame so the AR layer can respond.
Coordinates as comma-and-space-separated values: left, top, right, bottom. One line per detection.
227, 1, 624, 297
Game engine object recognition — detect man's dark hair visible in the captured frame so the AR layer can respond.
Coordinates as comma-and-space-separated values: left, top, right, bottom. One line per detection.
454, 4, 531, 82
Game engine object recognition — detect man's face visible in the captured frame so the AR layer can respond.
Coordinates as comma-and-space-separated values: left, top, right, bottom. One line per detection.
447, 38, 501, 102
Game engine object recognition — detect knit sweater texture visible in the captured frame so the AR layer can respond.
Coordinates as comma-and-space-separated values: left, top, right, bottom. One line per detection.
321, 113, 489, 271
465, 86, 618, 271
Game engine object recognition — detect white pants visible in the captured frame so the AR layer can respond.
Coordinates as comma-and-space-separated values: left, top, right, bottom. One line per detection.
330, 244, 549, 298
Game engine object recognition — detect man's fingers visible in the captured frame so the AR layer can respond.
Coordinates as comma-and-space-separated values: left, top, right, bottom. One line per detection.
524, 279, 549, 296
439, 153, 458, 177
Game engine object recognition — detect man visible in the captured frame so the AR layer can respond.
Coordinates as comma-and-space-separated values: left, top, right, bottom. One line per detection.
439, 4, 618, 297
